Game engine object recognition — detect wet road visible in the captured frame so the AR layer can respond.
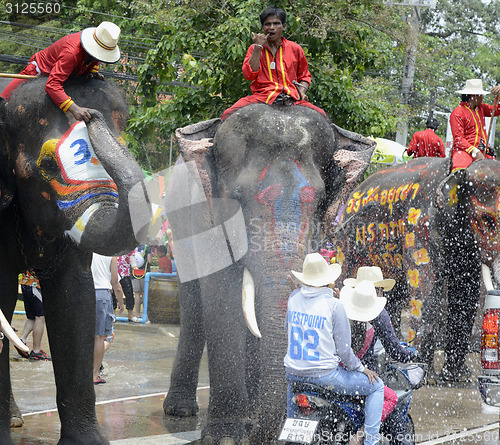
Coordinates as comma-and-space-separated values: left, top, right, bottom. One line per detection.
8, 314, 500, 444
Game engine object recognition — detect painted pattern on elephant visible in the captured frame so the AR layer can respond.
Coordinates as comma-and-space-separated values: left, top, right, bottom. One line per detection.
329, 156, 500, 381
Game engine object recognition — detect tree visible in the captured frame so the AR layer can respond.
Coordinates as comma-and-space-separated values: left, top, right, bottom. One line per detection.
127, 0, 407, 171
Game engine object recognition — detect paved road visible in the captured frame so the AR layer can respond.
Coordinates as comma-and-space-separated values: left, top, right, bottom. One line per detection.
7, 316, 500, 444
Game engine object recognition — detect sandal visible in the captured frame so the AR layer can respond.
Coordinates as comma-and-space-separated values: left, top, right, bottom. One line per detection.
94, 376, 106, 385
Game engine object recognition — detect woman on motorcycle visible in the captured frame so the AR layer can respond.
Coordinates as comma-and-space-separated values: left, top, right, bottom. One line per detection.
284, 253, 385, 445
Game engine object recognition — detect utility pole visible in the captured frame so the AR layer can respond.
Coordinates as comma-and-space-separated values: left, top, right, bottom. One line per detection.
396, 6, 420, 146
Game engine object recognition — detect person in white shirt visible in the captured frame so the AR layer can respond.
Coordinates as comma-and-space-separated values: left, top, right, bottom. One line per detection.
91, 253, 124, 384
284, 253, 384, 445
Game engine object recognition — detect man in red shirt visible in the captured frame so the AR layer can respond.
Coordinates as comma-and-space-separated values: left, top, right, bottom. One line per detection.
1, 21, 121, 122
221, 7, 326, 120
407, 117, 445, 158
449, 79, 500, 171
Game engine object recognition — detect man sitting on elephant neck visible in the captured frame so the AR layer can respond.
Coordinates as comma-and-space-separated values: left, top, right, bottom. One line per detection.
1, 21, 121, 123
449, 79, 500, 171
221, 7, 327, 120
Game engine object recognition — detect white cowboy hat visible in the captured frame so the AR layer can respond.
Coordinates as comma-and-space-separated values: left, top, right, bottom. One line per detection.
291, 253, 342, 287
340, 280, 387, 322
343, 266, 395, 291
456, 79, 490, 96
81, 22, 121, 64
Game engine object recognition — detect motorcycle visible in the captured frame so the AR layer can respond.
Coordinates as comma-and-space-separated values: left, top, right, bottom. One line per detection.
279, 357, 426, 445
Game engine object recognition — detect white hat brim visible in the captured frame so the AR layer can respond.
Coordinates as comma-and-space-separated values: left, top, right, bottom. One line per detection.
292, 263, 341, 287
81, 27, 120, 64
339, 286, 387, 322
343, 277, 395, 291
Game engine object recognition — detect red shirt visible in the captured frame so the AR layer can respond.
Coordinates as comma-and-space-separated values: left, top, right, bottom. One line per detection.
242, 37, 312, 104
158, 256, 172, 274
407, 128, 445, 158
450, 101, 500, 154
32, 31, 99, 112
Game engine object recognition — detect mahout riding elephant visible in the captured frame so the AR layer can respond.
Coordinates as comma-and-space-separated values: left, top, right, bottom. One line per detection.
162, 103, 376, 444
0, 77, 145, 444
328, 156, 500, 381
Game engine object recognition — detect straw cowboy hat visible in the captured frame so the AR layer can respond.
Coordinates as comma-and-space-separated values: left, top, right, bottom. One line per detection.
340, 280, 387, 322
81, 21, 121, 64
456, 79, 490, 96
343, 266, 395, 291
291, 253, 342, 287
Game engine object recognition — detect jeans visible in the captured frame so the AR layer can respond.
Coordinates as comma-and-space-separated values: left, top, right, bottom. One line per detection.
287, 368, 385, 445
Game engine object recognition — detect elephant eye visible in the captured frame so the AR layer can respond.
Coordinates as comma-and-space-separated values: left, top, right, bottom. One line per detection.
39, 156, 59, 180
481, 213, 496, 232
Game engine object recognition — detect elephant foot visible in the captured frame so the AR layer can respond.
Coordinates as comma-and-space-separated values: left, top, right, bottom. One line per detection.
10, 415, 23, 428
57, 429, 109, 445
201, 422, 250, 445
425, 366, 440, 386
439, 362, 472, 384
10, 391, 24, 428
163, 393, 199, 417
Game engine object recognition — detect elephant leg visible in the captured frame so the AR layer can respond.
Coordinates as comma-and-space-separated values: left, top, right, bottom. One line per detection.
418, 277, 444, 380
40, 246, 108, 445
0, 267, 19, 445
200, 266, 250, 445
441, 267, 480, 381
385, 280, 409, 336
164, 280, 205, 417
9, 390, 23, 428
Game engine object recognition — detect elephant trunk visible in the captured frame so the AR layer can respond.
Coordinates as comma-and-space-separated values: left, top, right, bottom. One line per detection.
249, 255, 303, 443
78, 110, 145, 255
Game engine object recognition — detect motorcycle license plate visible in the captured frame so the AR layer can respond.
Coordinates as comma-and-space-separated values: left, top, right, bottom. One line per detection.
278, 418, 319, 443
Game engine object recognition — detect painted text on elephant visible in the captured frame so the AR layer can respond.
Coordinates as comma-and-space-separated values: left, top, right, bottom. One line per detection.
346, 182, 421, 214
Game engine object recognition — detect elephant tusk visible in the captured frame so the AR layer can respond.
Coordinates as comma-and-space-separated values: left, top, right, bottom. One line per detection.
242, 268, 262, 338
0, 309, 29, 352
482, 264, 494, 291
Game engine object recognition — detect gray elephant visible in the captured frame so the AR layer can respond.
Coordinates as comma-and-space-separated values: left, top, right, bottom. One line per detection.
162, 103, 375, 444
328, 156, 500, 381
0, 77, 145, 444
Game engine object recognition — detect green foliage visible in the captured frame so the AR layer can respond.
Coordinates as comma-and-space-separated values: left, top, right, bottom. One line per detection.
127, 0, 406, 166
2, 0, 499, 171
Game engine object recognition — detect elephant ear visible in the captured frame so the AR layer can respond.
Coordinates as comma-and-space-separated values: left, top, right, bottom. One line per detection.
322, 123, 376, 232
0, 99, 15, 211
174, 118, 222, 201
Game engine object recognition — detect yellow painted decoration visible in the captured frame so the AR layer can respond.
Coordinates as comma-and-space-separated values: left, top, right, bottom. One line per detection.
405, 232, 415, 248
407, 207, 421, 225
408, 268, 420, 288
414, 248, 430, 265
75, 217, 85, 232
449, 184, 458, 206
407, 328, 416, 343
410, 297, 423, 318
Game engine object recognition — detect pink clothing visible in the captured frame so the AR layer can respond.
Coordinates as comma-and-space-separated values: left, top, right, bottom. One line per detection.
117, 253, 133, 278
382, 386, 398, 421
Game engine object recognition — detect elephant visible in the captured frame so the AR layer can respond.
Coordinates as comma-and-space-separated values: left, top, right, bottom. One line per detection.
328, 156, 500, 381
161, 103, 376, 444
0, 77, 146, 444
